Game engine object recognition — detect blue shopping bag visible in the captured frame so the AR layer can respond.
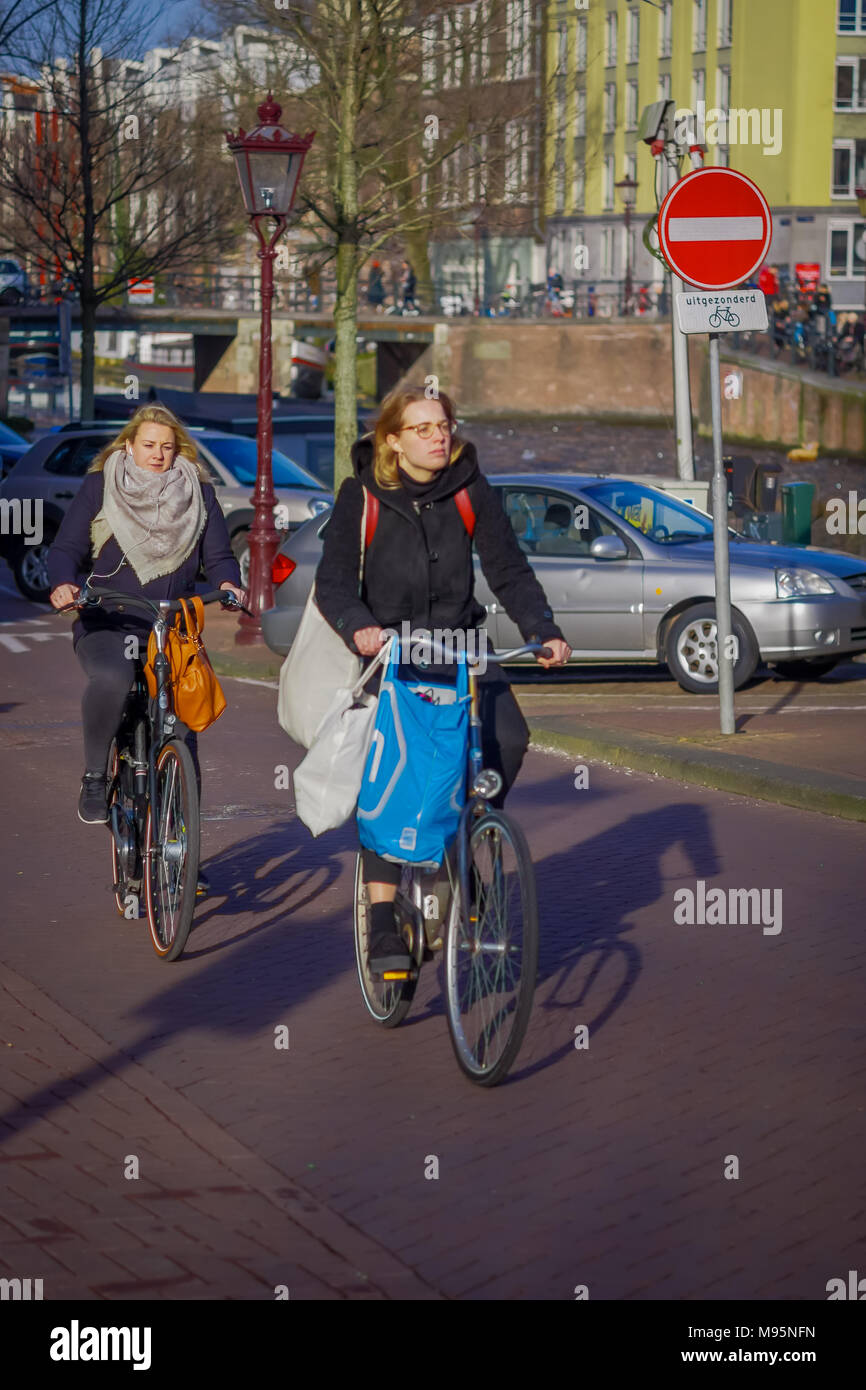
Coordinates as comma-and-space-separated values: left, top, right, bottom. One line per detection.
356, 647, 469, 866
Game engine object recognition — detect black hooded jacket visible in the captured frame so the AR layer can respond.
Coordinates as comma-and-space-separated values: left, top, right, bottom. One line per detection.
314, 435, 565, 655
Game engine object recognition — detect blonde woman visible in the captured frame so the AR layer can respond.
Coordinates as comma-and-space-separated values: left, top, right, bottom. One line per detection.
48, 406, 246, 832
315, 385, 571, 973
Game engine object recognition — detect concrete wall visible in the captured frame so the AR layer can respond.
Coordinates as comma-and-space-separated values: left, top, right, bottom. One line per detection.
392, 319, 866, 457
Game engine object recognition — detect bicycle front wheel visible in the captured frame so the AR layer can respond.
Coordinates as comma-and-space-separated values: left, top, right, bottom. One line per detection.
144, 739, 200, 961
353, 854, 416, 1027
445, 810, 538, 1086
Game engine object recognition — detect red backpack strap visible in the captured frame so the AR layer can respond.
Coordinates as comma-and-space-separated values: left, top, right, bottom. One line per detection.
364, 490, 379, 548
454, 486, 476, 537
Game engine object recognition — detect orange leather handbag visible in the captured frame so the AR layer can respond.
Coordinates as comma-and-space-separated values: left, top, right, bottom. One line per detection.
144, 596, 226, 732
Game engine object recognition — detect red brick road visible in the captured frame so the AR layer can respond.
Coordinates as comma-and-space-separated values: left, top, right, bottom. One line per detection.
1, 591, 864, 1299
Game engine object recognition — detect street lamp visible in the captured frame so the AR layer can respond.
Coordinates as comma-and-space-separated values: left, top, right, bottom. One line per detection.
614, 174, 638, 316
225, 94, 314, 639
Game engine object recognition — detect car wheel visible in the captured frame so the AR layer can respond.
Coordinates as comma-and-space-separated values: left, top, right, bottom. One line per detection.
773, 657, 840, 681
664, 603, 758, 694
12, 532, 55, 603
231, 531, 250, 590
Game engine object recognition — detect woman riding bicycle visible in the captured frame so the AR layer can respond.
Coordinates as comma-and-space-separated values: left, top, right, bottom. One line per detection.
47, 405, 247, 831
314, 385, 571, 973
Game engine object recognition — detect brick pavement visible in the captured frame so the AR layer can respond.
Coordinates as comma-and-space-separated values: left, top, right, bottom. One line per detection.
1, 605, 865, 1300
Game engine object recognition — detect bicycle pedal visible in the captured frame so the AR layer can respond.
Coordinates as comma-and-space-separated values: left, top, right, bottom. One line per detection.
382, 968, 415, 981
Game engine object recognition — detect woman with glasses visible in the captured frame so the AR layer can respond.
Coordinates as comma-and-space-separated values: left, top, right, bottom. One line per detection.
314, 385, 571, 973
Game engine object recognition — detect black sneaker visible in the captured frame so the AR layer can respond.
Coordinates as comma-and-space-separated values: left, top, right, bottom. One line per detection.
368, 930, 412, 974
196, 871, 210, 897
78, 773, 108, 825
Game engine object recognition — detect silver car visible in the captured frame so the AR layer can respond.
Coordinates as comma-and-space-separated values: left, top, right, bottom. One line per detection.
0, 425, 332, 601
261, 472, 866, 692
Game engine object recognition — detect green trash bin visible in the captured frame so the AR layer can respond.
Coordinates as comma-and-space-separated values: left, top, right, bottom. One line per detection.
781, 481, 815, 546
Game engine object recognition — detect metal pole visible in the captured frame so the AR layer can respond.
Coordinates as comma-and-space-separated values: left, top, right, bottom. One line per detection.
238, 213, 286, 641
709, 332, 735, 735
660, 121, 696, 481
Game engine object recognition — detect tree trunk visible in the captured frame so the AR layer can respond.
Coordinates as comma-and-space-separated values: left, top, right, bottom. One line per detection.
79, 295, 96, 421
404, 227, 432, 311
332, 2, 360, 494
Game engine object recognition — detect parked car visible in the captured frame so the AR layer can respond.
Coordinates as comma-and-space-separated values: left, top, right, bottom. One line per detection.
0, 420, 30, 479
261, 473, 866, 692
0, 258, 27, 305
0, 426, 332, 601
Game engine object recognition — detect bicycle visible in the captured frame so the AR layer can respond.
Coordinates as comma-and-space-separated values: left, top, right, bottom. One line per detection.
708, 305, 740, 330
56, 583, 249, 961
352, 638, 551, 1087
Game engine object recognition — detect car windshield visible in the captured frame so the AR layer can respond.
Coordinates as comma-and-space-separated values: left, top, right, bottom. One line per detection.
201, 434, 325, 490
0, 260, 20, 275
584, 480, 713, 544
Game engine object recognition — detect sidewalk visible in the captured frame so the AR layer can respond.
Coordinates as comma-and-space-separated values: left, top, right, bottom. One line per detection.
205, 611, 866, 823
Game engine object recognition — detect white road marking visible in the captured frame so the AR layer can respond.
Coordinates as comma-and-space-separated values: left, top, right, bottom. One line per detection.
0, 630, 73, 652
226, 675, 280, 689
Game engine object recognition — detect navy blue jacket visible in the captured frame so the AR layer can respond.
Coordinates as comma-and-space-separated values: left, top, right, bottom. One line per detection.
48, 469, 240, 642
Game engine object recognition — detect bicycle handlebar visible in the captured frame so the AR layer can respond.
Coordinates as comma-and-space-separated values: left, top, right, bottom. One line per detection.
53, 584, 254, 620
386, 634, 556, 665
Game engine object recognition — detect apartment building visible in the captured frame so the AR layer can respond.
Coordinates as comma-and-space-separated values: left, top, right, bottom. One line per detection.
421, 0, 549, 304
544, 0, 866, 310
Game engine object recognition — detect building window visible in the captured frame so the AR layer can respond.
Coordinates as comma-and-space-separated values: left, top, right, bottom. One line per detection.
718, 0, 733, 46
693, 0, 706, 51
554, 144, 566, 213
716, 144, 730, 168
716, 65, 731, 112
576, 17, 587, 73
556, 20, 567, 77
572, 156, 585, 211
626, 6, 640, 62
828, 220, 866, 276
504, 119, 530, 199
835, 57, 866, 110
422, 20, 437, 86
600, 226, 614, 277
691, 69, 705, 113
604, 83, 617, 133
575, 87, 586, 138
657, 72, 671, 102
838, 0, 866, 34
832, 139, 866, 197
658, 1, 673, 58
505, 0, 532, 81
605, 9, 618, 66
603, 155, 615, 211
625, 80, 638, 130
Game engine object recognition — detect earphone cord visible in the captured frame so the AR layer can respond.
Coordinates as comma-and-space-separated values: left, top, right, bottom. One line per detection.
86, 476, 162, 588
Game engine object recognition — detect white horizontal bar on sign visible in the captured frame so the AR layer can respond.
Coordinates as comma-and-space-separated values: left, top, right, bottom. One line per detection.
668, 216, 764, 241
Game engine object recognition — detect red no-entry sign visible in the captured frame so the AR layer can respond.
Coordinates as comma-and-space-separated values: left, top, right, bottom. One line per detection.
658, 167, 772, 291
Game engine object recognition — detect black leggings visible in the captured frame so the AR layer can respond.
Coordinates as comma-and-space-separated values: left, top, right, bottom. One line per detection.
74, 627, 200, 789
360, 666, 530, 886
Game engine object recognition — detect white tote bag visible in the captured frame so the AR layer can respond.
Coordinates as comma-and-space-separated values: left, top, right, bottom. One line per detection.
292, 638, 393, 837
277, 490, 369, 749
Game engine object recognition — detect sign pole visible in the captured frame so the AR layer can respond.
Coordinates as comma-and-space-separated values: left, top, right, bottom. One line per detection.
660, 132, 696, 482
708, 332, 735, 735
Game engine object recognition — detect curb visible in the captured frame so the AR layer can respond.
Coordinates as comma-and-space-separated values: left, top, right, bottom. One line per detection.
526, 718, 866, 824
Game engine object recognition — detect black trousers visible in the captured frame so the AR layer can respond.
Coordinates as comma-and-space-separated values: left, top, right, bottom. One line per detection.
360, 662, 530, 886
74, 627, 200, 790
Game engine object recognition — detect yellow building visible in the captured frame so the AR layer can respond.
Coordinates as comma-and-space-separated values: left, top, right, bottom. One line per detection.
545, 0, 866, 309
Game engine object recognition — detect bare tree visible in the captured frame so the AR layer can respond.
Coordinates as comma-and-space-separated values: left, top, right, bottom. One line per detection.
209, 0, 548, 489
0, 0, 243, 418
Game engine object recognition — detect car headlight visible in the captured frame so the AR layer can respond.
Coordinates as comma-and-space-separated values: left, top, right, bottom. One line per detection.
775, 568, 835, 598
307, 497, 332, 518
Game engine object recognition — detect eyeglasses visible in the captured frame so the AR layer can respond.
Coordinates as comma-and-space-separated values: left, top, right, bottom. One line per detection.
399, 420, 453, 439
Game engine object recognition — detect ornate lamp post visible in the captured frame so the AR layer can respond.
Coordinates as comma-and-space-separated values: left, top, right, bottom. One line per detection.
615, 174, 638, 316
225, 95, 314, 639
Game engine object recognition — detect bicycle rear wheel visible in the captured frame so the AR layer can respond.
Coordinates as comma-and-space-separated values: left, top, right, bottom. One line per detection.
107, 739, 140, 919
144, 738, 200, 961
444, 809, 538, 1086
353, 854, 417, 1027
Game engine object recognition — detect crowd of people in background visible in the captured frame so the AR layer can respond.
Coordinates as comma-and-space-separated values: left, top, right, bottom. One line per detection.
757, 263, 865, 374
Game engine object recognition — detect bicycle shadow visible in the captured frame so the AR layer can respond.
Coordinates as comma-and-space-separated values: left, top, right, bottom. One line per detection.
408, 794, 720, 1077
0, 821, 357, 1141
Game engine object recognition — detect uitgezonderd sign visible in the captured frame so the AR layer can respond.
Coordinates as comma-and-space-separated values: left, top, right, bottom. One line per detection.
676, 290, 769, 335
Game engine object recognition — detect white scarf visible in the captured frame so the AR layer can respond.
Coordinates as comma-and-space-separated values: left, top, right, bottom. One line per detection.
90, 448, 206, 586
